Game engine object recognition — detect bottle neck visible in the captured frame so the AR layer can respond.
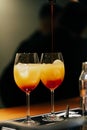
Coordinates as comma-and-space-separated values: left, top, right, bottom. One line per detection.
82, 62, 87, 72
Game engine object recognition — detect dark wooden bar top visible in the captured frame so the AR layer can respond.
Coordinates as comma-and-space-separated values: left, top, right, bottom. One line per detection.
0, 97, 80, 121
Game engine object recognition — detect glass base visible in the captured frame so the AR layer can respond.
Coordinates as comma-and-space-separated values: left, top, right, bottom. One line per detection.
42, 113, 64, 122
21, 118, 39, 127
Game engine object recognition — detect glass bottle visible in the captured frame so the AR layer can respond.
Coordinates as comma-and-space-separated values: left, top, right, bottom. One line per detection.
79, 62, 87, 115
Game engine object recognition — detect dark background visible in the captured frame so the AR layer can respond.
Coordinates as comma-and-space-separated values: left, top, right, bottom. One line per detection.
0, 0, 79, 76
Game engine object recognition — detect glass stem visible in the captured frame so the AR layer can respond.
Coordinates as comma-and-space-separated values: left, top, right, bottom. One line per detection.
26, 93, 31, 121
51, 90, 54, 114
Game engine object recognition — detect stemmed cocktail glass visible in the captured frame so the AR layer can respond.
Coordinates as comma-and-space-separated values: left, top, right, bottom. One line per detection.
13, 53, 41, 126
40, 52, 65, 122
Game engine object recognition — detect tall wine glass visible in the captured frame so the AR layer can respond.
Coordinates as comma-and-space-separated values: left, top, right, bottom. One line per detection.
13, 53, 41, 126
40, 52, 65, 122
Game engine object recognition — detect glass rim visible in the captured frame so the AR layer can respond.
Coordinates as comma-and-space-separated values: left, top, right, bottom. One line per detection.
40, 52, 62, 54
15, 52, 38, 54
15, 52, 39, 58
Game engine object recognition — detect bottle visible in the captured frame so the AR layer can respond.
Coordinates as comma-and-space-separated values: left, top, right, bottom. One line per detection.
79, 62, 87, 115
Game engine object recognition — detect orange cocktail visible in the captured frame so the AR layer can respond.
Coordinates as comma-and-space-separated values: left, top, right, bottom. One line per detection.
41, 60, 65, 91
14, 63, 41, 93
40, 52, 65, 122
13, 53, 40, 125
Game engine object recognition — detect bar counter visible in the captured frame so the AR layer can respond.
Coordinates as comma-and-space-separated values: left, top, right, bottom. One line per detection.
0, 97, 80, 121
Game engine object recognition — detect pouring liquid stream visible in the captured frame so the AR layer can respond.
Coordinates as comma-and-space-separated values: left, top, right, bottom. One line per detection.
50, 0, 54, 53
